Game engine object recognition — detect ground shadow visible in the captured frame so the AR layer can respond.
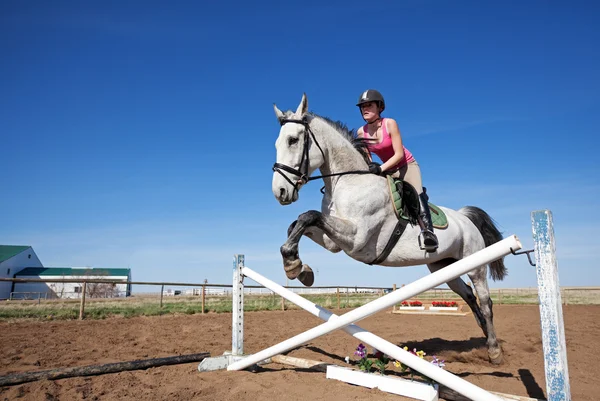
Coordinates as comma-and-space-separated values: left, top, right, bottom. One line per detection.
518, 368, 546, 399
399, 338, 546, 398
399, 337, 489, 355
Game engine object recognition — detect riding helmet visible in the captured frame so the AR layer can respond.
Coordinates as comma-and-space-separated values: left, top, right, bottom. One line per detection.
356, 89, 385, 112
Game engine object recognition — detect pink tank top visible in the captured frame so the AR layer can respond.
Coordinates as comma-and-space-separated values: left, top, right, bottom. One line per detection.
363, 118, 414, 170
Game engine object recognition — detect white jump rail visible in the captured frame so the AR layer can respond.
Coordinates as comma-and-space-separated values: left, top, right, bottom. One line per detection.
227, 236, 520, 374
201, 235, 522, 401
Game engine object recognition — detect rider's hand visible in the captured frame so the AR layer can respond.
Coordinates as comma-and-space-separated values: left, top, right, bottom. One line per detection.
368, 162, 382, 175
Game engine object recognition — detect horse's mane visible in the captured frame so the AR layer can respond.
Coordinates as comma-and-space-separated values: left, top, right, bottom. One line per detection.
308, 113, 371, 164
279, 110, 372, 164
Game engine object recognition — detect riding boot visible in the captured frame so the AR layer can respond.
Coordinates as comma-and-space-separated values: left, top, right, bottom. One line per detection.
418, 192, 439, 252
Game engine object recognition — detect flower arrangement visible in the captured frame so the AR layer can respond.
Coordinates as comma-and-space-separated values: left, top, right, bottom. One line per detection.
400, 300, 423, 307
351, 343, 445, 380
431, 301, 458, 307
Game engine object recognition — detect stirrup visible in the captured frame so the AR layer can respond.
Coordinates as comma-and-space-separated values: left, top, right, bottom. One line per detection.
418, 230, 438, 252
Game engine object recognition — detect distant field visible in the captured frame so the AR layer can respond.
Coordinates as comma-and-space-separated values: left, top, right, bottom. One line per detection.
1, 286, 598, 320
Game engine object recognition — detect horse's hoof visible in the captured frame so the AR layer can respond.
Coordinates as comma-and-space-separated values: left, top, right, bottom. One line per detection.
284, 259, 303, 280
488, 349, 503, 365
297, 265, 314, 287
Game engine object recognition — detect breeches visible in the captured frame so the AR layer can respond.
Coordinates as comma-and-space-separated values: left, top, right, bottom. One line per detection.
390, 160, 423, 195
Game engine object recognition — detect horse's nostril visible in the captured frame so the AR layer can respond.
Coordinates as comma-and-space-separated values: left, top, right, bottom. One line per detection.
279, 188, 286, 198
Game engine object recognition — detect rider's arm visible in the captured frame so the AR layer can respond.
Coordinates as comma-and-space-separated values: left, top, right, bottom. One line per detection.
381, 118, 405, 172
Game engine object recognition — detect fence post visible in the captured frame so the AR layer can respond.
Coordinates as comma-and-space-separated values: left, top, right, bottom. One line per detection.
336, 287, 340, 309
79, 282, 87, 320
160, 285, 164, 309
201, 285, 206, 314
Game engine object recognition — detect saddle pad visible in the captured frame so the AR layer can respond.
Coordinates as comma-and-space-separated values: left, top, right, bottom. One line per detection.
429, 203, 448, 229
387, 176, 448, 229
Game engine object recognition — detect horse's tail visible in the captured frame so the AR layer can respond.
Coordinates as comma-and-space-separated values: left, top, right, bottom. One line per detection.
459, 206, 507, 281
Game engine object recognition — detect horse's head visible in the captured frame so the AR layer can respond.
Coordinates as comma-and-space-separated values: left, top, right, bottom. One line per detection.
272, 93, 325, 205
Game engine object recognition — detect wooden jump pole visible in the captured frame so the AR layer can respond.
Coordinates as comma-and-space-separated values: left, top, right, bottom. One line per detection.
0, 353, 210, 387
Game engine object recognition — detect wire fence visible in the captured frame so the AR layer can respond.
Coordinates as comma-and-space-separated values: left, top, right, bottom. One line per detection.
1, 277, 598, 320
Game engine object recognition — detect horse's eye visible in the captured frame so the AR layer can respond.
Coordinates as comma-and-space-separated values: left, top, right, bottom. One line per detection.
288, 137, 299, 146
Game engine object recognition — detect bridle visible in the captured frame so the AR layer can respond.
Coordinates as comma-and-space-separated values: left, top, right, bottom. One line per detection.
272, 117, 371, 197
272, 117, 324, 194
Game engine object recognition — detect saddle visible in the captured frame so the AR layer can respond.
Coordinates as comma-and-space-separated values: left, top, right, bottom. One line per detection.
368, 176, 447, 265
386, 176, 448, 229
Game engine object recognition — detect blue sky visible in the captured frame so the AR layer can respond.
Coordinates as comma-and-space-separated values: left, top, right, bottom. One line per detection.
1, 1, 599, 291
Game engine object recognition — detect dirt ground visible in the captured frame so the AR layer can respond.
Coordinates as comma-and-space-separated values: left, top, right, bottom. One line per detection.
0, 305, 596, 401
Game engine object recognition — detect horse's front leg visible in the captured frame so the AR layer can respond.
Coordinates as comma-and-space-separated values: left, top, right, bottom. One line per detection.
282, 210, 358, 287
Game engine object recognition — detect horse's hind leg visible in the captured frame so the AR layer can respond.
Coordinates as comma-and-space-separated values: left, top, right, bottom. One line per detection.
427, 259, 503, 364
467, 266, 503, 364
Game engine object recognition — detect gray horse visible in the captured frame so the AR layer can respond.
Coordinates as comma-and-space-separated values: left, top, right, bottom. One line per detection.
271, 93, 508, 364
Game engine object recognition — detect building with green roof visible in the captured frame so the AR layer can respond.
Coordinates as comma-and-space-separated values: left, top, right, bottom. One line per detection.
1, 245, 132, 300
14, 267, 132, 300
0, 245, 43, 300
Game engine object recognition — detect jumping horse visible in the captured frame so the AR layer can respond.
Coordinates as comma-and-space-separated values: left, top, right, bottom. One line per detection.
271, 93, 508, 364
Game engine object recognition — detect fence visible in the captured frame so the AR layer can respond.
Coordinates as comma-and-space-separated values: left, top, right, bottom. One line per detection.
0, 277, 598, 320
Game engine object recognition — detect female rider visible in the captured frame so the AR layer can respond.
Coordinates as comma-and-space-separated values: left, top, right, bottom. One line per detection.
355, 89, 438, 252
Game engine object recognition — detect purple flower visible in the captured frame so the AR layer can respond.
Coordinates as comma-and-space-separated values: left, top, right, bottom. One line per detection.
431, 356, 446, 368
354, 343, 367, 358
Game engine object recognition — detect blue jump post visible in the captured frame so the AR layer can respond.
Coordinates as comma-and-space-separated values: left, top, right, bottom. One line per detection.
531, 210, 571, 401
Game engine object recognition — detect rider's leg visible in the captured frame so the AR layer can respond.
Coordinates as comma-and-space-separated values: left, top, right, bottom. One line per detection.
402, 161, 438, 252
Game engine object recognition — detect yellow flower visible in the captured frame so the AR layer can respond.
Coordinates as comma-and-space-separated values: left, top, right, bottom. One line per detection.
403, 346, 409, 351
416, 350, 426, 358
393, 360, 401, 368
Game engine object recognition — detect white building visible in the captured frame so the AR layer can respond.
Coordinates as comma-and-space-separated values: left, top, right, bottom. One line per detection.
0, 245, 43, 300
13, 267, 132, 300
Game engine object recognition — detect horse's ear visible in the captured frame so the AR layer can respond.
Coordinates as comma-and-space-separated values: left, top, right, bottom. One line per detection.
295, 93, 308, 117
273, 103, 285, 123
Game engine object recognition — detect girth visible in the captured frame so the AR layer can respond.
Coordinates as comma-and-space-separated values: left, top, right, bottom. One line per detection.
367, 218, 409, 265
